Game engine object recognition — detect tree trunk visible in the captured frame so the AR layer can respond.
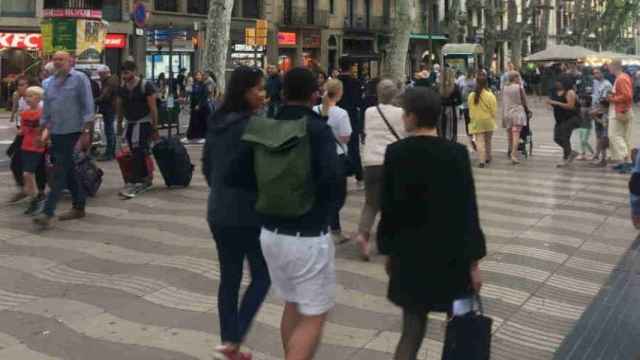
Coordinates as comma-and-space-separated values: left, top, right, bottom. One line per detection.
482, 0, 497, 69
539, 0, 551, 49
204, 0, 234, 95
383, 0, 416, 84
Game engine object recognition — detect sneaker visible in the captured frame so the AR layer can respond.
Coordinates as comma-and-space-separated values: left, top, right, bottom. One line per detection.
7, 192, 28, 204
589, 160, 607, 168
24, 197, 40, 215
195, 138, 206, 144
612, 163, 626, 171
478, 162, 486, 168
119, 183, 134, 198
123, 182, 152, 199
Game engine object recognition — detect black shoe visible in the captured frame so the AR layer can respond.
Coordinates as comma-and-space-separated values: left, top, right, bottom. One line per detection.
24, 197, 39, 215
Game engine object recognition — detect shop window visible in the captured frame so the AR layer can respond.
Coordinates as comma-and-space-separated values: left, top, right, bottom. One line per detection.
44, 0, 101, 8
103, 0, 121, 21
1, 0, 35, 16
283, 0, 292, 24
188, 0, 208, 15
155, 0, 178, 12
242, 0, 259, 18
383, 0, 390, 25
329, 0, 334, 14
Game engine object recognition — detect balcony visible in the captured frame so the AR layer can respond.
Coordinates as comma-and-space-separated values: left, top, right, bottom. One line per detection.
44, 0, 102, 9
344, 15, 388, 33
282, 7, 328, 27
1, 0, 36, 17
154, 0, 178, 12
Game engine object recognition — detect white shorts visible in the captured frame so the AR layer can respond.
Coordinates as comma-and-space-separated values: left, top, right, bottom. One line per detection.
260, 228, 336, 316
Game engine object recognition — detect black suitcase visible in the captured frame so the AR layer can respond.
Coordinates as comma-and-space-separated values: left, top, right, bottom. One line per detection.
152, 137, 194, 187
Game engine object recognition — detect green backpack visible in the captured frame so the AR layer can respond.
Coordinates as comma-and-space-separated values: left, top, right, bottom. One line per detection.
241, 115, 315, 217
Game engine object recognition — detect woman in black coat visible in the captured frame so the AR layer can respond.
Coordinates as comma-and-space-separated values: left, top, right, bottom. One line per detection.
377, 87, 486, 360
187, 71, 211, 142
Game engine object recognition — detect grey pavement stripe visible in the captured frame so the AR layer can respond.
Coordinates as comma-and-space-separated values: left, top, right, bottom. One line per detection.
1, 252, 573, 358
497, 245, 569, 264
521, 297, 586, 321
495, 321, 564, 353
0, 289, 39, 310
478, 166, 629, 182
475, 172, 629, 195
89, 206, 210, 231
0, 332, 64, 360
545, 274, 601, 296
564, 257, 616, 274
480, 261, 551, 282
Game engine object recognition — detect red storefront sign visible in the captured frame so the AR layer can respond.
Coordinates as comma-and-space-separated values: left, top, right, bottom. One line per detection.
105, 34, 127, 49
42, 8, 103, 19
278, 32, 296, 46
0, 33, 42, 49
0, 33, 127, 50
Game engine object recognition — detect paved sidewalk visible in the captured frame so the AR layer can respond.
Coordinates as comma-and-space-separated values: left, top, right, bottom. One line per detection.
0, 100, 639, 359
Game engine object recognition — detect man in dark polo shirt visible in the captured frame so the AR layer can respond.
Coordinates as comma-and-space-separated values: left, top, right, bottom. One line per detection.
229, 67, 338, 360
116, 60, 159, 198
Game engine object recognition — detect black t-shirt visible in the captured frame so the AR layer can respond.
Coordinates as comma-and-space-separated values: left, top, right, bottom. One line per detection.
118, 79, 156, 122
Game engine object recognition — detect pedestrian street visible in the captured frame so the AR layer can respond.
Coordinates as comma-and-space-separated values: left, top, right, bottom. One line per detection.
0, 100, 638, 360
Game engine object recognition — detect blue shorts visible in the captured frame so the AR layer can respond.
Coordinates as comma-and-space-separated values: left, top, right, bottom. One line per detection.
21, 150, 44, 173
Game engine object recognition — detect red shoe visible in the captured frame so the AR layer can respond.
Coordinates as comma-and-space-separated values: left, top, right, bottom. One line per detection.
215, 345, 252, 360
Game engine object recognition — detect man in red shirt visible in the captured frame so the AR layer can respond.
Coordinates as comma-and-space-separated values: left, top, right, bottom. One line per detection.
608, 59, 634, 167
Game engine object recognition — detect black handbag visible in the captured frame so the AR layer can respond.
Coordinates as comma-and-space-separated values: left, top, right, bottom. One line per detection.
441, 295, 492, 360
335, 140, 355, 177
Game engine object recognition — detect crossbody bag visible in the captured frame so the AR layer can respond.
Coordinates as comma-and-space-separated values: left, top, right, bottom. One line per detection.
376, 105, 401, 140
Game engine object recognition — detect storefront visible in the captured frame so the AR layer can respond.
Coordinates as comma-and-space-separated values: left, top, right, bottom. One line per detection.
342, 35, 380, 79
277, 30, 323, 73
145, 28, 194, 80
0, 31, 41, 107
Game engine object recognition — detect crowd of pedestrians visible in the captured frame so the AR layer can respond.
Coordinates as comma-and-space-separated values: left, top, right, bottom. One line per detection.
8, 51, 640, 360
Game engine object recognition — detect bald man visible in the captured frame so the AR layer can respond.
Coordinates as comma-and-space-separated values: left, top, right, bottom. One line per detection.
34, 51, 95, 229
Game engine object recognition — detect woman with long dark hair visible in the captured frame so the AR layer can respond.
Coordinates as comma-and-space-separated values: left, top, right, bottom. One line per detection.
186, 70, 210, 143
547, 75, 580, 167
468, 71, 497, 168
202, 66, 270, 360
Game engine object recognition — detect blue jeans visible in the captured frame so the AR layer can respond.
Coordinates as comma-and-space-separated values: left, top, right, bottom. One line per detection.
101, 110, 116, 158
44, 133, 86, 216
210, 226, 270, 343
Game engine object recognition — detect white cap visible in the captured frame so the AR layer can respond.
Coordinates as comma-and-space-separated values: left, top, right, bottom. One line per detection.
96, 64, 110, 73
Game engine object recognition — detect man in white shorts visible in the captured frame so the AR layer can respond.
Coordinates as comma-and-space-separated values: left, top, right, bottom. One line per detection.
230, 67, 339, 359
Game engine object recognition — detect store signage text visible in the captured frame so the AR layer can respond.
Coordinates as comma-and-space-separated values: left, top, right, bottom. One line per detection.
0, 33, 42, 49
0, 33, 126, 50
105, 34, 127, 48
42, 8, 103, 19
278, 32, 296, 46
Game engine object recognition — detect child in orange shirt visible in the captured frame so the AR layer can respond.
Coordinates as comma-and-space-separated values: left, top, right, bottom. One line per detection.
20, 86, 47, 215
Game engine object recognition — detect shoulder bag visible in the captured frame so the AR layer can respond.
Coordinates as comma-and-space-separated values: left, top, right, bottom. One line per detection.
376, 105, 401, 141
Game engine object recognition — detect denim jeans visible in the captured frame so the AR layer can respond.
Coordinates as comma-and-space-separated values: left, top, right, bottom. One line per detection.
44, 133, 86, 216
101, 110, 116, 158
210, 226, 270, 343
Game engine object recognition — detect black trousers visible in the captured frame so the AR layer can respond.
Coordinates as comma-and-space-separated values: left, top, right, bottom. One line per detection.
330, 172, 348, 232
554, 118, 580, 159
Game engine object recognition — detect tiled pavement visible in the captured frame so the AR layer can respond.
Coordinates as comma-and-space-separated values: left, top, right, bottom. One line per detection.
0, 101, 639, 359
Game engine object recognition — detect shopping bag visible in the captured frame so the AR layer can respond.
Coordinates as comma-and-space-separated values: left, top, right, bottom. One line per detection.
441, 295, 492, 360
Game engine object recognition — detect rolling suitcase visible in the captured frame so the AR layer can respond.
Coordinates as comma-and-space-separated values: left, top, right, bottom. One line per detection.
116, 147, 155, 184
152, 137, 194, 187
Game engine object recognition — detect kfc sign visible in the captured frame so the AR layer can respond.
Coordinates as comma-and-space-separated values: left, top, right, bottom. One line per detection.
105, 34, 127, 49
0, 33, 43, 49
